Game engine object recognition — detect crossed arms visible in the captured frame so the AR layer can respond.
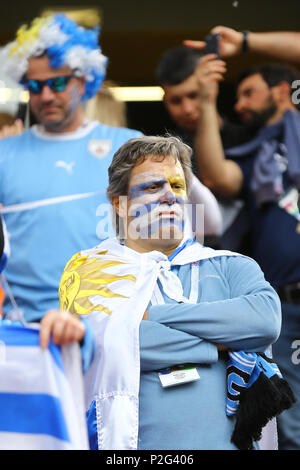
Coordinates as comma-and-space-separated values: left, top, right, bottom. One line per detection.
140, 256, 281, 371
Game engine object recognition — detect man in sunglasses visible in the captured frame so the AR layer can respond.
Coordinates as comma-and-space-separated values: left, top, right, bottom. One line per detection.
22, 71, 84, 133
0, 14, 142, 325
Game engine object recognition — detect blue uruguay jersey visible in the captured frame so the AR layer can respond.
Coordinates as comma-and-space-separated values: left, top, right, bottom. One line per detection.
0, 121, 142, 321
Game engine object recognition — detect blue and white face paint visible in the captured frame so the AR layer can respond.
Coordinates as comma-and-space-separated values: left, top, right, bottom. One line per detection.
126, 166, 188, 240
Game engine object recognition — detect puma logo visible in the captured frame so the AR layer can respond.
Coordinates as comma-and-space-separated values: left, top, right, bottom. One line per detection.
55, 160, 75, 174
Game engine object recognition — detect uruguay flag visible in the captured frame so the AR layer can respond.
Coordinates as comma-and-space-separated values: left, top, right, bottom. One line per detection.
0, 323, 89, 450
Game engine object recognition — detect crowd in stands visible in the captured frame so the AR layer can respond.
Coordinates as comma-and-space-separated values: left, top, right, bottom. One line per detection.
0, 14, 299, 451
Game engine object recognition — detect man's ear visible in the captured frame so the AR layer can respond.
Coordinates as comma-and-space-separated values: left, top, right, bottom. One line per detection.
77, 77, 86, 99
161, 87, 167, 104
112, 195, 127, 218
272, 81, 291, 104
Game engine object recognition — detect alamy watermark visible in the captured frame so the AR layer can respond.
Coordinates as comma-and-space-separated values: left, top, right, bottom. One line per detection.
292, 80, 300, 105
95, 200, 205, 243
291, 339, 300, 365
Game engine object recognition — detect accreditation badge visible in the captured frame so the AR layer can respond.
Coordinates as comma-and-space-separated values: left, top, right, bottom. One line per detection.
158, 364, 200, 388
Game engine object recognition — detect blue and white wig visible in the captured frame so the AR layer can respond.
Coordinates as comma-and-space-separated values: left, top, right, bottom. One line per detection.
1, 14, 108, 100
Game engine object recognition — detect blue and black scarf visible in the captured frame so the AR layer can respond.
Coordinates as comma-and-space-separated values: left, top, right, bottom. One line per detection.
227, 351, 296, 450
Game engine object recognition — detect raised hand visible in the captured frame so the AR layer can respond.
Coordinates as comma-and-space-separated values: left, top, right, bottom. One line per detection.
184, 26, 244, 58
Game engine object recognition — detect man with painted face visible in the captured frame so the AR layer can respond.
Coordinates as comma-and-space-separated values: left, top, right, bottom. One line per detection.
57, 135, 291, 450
0, 14, 142, 324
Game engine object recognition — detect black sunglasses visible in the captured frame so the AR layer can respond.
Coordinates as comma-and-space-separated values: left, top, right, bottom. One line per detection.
23, 75, 75, 94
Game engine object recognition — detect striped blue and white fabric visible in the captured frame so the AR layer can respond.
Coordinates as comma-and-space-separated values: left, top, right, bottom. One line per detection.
226, 351, 258, 416
226, 350, 285, 417
0, 323, 89, 450
226, 350, 296, 450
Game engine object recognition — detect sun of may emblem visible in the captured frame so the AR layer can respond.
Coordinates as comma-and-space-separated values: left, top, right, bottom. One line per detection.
59, 251, 136, 316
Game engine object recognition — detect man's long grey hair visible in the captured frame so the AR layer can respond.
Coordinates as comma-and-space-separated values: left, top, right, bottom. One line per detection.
107, 134, 193, 236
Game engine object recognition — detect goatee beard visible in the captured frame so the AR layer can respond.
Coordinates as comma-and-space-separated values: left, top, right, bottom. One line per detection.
243, 102, 278, 131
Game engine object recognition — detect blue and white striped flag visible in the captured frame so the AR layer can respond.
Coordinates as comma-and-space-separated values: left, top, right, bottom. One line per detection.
0, 324, 89, 450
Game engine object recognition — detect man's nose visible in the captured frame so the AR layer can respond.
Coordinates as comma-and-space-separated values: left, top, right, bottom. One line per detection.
39, 84, 56, 101
181, 99, 195, 115
234, 97, 245, 113
159, 187, 177, 205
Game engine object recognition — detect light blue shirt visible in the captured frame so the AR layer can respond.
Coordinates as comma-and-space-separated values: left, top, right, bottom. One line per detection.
138, 254, 281, 450
0, 121, 142, 322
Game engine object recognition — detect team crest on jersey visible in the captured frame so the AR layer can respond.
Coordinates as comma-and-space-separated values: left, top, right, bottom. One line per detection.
88, 140, 112, 159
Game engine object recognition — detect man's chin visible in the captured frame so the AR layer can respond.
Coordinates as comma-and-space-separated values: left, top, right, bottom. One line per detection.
40, 116, 67, 132
140, 225, 184, 242
243, 116, 267, 131
239, 103, 278, 130
181, 121, 197, 133
140, 233, 184, 247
